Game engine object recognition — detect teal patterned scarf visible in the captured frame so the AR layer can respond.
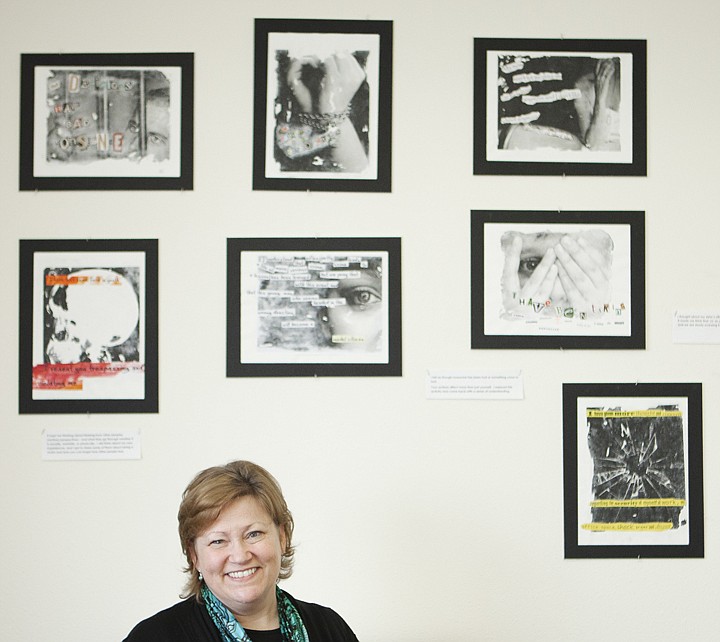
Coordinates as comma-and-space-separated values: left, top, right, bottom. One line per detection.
202, 584, 309, 642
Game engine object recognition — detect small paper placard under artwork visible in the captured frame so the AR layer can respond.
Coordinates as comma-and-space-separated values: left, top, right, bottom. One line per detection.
42, 429, 141, 460
426, 369, 523, 400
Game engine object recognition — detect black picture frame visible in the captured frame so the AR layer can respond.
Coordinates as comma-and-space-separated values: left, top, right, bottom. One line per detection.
471, 210, 645, 349
19, 239, 159, 413
563, 383, 704, 559
253, 19, 393, 192
474, 38, 646, 176
20, 52, 193, 190
227, 237, 401, 376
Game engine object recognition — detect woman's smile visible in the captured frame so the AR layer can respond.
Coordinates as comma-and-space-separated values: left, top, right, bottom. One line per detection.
226, 568, 258, 580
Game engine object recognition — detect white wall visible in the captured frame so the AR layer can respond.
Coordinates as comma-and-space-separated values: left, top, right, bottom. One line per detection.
2, 1, 719, 640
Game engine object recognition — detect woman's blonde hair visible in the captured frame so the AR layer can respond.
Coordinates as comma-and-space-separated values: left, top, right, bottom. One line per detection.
178, 460, 295, 600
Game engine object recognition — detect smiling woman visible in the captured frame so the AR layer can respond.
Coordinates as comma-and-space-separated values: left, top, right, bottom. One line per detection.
123, 461, 359, 642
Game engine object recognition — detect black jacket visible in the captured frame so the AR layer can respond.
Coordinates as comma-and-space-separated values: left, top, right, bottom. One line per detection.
123, 591, 359, 641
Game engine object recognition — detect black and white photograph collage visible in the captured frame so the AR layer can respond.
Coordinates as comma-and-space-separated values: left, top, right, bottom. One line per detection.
34, 65, 182, 177
474, 38, 646, 176
240, 249, 388, 364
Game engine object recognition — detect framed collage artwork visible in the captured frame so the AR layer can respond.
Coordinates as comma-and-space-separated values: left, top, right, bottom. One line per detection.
252, 19, 393, 192
474, 38, 647, 176
471, 210, 646, 350
19, 239, 159, 414
563, 383, 704, 559
19, 52, 194, 190
227, 237, 401, 376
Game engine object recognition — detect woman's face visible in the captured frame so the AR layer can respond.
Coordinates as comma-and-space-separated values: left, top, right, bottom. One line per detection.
191, 496, 286, 624
325, 268, 383, 349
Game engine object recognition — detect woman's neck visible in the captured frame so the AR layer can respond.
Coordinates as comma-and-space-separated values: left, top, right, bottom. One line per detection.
232, 598, 280, 631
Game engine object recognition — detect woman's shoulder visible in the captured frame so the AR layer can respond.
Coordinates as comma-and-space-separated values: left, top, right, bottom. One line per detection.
284, 591, 360, 642
122, 597, 220, 642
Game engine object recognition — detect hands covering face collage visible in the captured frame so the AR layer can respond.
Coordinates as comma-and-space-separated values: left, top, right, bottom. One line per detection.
500, 229, 614, 317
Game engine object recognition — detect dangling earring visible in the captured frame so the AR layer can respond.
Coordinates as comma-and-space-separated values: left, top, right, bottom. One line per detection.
198, 570, 203, 581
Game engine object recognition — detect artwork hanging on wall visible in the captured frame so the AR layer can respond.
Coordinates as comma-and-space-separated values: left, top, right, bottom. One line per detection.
227, 237, 401, 376
19, 52, 194, 190
19, 239, 158, 413
474, 38, 646, 176
252, 19, 393, 192
563, 383, 704, 559
471, 210, 645, 349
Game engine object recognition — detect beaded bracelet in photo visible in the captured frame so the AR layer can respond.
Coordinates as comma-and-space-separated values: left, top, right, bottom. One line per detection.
276, 123, 334, 159
297, 104, 351, 132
